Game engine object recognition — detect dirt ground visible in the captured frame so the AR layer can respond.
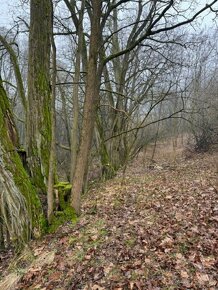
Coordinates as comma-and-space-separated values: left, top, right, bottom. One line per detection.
0, 145, 218, 289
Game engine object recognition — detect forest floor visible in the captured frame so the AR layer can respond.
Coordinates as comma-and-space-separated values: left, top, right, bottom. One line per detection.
0, 145, 218, 290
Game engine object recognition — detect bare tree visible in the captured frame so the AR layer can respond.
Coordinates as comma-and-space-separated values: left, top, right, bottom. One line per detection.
63, 0, 218, 214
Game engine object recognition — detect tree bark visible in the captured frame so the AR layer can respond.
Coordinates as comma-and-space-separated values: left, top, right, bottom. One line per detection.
70, 0, 85, 182
0, 77, 43, 246
26, 0, 52, 192
0, 35, 26, 114
47, 19, 57, 224
71, 0, 102, 214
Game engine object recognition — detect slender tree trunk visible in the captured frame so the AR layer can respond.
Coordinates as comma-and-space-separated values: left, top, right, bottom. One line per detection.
151, 103, 162, 162
26, 0, 52, 192
58, 78, 71, 147
70, 0, 85, 182
47, 25, 57, 224
96, 116, 115, 179
0, 35, 26, 115
71, 1, 102, 214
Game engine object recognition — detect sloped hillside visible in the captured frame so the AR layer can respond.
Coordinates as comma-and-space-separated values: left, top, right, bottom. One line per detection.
0, 150, 218, 290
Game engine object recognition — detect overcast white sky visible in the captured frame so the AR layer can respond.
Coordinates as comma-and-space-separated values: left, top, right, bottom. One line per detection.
0, 0, 218, 29
0, 2, 14, 27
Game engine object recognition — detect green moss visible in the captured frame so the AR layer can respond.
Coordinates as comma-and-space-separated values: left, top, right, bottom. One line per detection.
54, 181, 72, 210
7, 148, 45, 233
48, 206, 77, 233
26, 70, 52, 192
54, 182, 72, 189
39, 213, 48, 234
46, 181, 75, 233
17, 147, 25, 152
0, 80, 45, 239
125, 238, 136, 247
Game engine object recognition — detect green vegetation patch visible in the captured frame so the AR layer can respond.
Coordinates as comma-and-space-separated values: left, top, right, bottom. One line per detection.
54, 181, 72, 210
69, 219, 108, 261
48, 206, 77, 233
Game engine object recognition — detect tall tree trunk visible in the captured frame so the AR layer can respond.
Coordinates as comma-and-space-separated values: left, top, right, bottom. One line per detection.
70, 0, 85, 182
26, 0, 52, 192
71, 1, 102, 214
47, 24, 57, 224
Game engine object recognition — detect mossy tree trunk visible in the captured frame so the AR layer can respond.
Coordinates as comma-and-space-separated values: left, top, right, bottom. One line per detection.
0, 77, 44, 248
26, 0, 53, 192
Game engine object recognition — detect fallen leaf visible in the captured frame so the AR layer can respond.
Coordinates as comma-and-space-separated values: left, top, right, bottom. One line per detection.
92, 285, 105, 290
160, 236, 173, 247
175, 212, 183, 221
209, 279, 217, 286
181, 279, 192, 288
59, 237, 68, 244
196, 272, 209, 285
180, 270, 189, 279
49, 271, 61, 281
34, 247, 44, 256
144, 258, 151, 264
130, 282, 135, 289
